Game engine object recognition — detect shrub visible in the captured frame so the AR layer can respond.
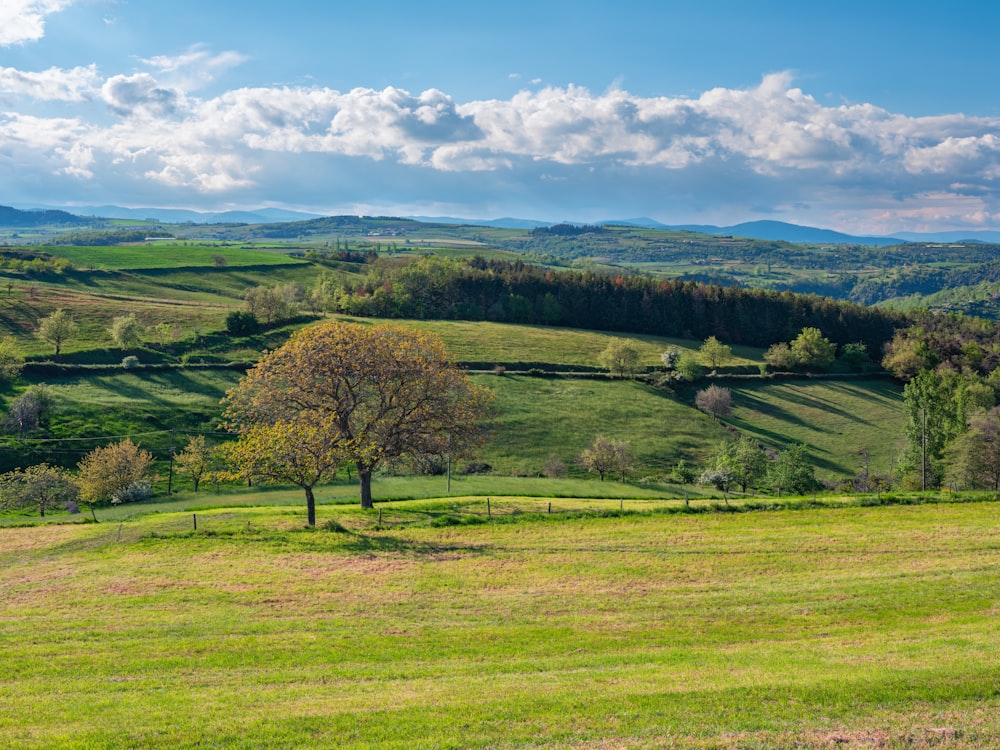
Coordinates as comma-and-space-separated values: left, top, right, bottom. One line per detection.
121, 355, 140, 369
463, 461, 492, 475
225, 310, 259, 336
111, 480, 152, 505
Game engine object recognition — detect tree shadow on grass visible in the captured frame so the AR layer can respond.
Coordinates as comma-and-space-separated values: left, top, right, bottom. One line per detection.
336, 532, 492, 558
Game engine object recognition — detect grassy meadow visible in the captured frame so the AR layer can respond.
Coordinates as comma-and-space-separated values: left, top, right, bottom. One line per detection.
40, 243, 309, 270
726, 378, 906, 478
2, 497, 998, 748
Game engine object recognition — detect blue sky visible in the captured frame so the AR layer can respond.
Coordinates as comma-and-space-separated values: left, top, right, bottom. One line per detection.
3, 0, 1000, 233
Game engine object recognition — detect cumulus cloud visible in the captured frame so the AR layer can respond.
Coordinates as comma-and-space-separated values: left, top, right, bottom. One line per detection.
5, 69, 1000, 230
101, 73, 182, 117
0, 0, 74, 46
0, 64, 98, 101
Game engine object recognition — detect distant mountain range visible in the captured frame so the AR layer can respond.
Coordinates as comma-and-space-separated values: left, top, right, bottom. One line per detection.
0, 205, 86, 227
27, 205, 324, 224
8, 203, 1000, 245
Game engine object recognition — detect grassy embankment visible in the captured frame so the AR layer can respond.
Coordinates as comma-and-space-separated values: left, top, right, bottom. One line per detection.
1, 497, 997, 748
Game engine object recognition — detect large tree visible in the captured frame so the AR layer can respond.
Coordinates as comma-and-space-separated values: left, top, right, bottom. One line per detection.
222, 321, 493, 511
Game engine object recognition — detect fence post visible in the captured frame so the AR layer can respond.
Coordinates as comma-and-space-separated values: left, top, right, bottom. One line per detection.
193, 513, 197, 531
116, 523, 122, 542
487, 498, 491, 518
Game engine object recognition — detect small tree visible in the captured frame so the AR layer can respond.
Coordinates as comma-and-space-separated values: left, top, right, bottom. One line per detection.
0, 337, 25, 383
763, 342, 796, 371
675, 352, 704, 381
4, 384, 54, 440
598, 339, 643, 379
945, 406, 1000, 490
790, 327, 836, 369
542, 453, 567, 478
0, 463, 78, 517
36, 308, 78, 361
110, 313, 143, 350
152, 322, 175, 347
699, 336, 733, 370
839, 342, 870, 371
221, 421, 343, 525
579, 436, 631, 482
695, 384, 732, 418
225, 310, 259, 336
77, 438, 155, 506
174, 434, 214, 493
714, 436, 768, 493
698, 466, 734, 492
660, 346, 682, 370
670, 459, 695, 484
766, 444, 818, 497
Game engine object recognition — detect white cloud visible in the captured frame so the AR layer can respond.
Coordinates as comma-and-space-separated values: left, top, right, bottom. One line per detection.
101, 73, 183, 117
0, 64, 98, 101
0, 0, 75, 46
139, 47, 249, 92
5, 69, 1000, 230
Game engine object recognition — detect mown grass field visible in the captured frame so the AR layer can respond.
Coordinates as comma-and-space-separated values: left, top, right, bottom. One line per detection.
2, 498, 997, 749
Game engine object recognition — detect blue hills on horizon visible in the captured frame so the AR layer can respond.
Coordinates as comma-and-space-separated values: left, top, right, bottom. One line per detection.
9, 203, 1000, 244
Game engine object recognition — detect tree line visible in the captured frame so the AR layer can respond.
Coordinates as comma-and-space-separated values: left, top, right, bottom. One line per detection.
322, 256, 902, 352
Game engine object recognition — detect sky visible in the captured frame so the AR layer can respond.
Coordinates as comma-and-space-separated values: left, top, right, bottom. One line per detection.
3, 0, 1000, 234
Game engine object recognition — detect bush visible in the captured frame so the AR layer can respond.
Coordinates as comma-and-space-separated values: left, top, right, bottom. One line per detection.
225, 310, 259, 336
111, 480, 152, 505
121, 355, 140, 369
463, 461, 492, 475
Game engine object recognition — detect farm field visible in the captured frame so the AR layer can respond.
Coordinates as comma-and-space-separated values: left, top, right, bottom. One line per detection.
478, 374, 730, 476
369, 317, 763, 368
1, 498, 997, 748
727, 379, 906, 479
39, 243, 308, 271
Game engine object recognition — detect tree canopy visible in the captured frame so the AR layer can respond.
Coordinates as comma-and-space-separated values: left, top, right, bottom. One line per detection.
222, 320, 493, 515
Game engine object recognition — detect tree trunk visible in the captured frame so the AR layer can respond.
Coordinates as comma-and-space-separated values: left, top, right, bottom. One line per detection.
359, 467, 374, 509
304, 485, 316, 527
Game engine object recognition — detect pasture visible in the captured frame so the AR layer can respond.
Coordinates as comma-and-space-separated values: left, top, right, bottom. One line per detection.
39, 244, 307, 271
1, 497, 997, 748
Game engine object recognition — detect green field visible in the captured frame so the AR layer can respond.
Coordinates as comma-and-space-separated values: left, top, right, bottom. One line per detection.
343, 317, 764, 368
2, 498, 997, 748
479, 374, 730, 476
41, 243, 308, 270
726, 378, 906, 479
